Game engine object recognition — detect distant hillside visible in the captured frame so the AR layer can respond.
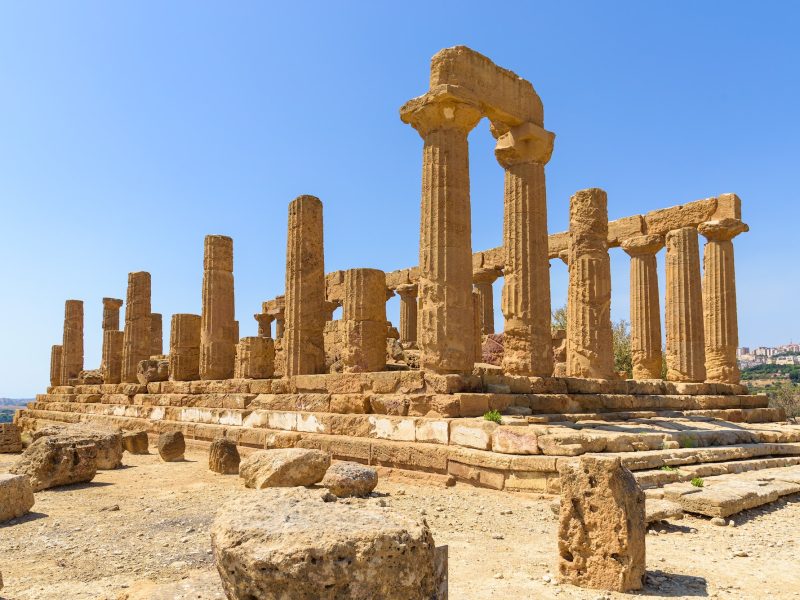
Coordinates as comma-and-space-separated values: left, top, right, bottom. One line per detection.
0, 398, 31, 407
0, 408, 17, 424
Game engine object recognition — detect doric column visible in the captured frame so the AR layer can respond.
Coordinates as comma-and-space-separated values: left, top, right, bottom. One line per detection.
284, 195, 325, 376
102, 298, 123, 331
395, 283, 418, 344
200, 235, 236, 380
495, 122, 555, 377
234, 336, 275, 379
699, 218, 748, 384
49, 345, 63, 387
472, 289, 483, 364
400, 90, 482, 374
341, 268, 386, 373
665, 227, 706, 382
60, 299, 84, 384
254, 312, 274, 338
275, 311, 285, 339
621, 235, 664, 380
102, 330, 124, 384
121, 272, 152, 383
472, 268, 501, 335
169, 313, 201, 381
566, 188, 615, 379
150, 312, 163, 357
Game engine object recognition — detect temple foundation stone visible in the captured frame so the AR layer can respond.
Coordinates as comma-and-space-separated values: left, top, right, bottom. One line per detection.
200, 235, 236, 380
121, 272, 152, 383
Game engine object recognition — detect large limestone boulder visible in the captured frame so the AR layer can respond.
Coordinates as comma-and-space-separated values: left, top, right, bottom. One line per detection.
158, 431, 185, 462
122, 431, 150, 454
0, 473, 35, 522
558, 455, 646, 592
10, 435, 98, 492
238, 448, 330, 489
211, 488, 439, 599
208, 438, 240, 474
137, 359, 169, 384
31, 424, 123, 469
321, 461, 378, 497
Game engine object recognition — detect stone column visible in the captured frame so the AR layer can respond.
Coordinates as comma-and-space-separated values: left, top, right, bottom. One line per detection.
275, 312, 285, 339
400, 92, 482, 374
395, 283, 418, 344
60, 299, 84, 385
254, 312, 274, 338
495, 122, 555, 377
566, 188, 615, 379
121, 272, 152, 383
472, 289, 483, 364
49, 345, 63, 387
472, 268, 501, 335
169, 313, 202, 381
341, 268, 386, 373
665, 227, 706, 382
284, 195, 325, 376
102, 298, 123, 331
234, 336, 275, 379
150, 312, 163, 357
699, 218, 748, 384
621, 235, 664, 380
200, 235, 236, 380
102, 330, 124, 384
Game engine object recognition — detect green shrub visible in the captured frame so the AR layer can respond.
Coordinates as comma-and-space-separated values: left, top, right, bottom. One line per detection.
660, 465, 677, 472
691, 477, 704, 488
483, 409, 502, 424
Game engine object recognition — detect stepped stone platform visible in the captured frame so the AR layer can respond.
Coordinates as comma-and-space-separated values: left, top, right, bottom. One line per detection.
14, 371, 800, 496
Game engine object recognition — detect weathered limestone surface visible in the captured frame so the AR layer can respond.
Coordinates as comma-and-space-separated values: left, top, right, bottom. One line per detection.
239, 448, 330, 488
0, 474, 35, 522
622, 235, 664, 379
496, 122, 554, 377
566, 189, 614, 379
396, 283, 418, 344
30, 425, 123, 470
472, 268, 500, 336
10, 435, 98, 491
209, 438, 240, 474
341, 268, 387, 373
49, 344, 63, 387
321, 462, 379, 497
665, 227, 706, 382
284, 196, 326, 376
0, 424, 23, 453
122, 431, 149, 454
102, 329, 124, 385
471, 289, 483, 364
137, 359, 169, 384
169, 314, 201, 381
234, 337, 275, 379
211, 488, 438, 600
201, 235, 236, 380
149, 312, 163, 357
102, 297, 123, 331
700, 219, 748, 384
121, 272, 152, 383
558, 456, 646, 592
158, 431, 185, 462
60, 300, 84, 385
401, 89, 481, 374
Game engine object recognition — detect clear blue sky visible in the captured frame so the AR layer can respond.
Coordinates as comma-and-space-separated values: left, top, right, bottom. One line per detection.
1, 2, 798, 397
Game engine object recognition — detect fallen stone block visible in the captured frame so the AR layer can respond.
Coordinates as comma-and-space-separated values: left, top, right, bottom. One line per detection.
158, 431, 185, 462
30, 424, 123, 469
646, 499, 684, 523
0, 423, 23, 453
211, 487, 440, 599
0, 473, 35, 522
10, 435, 97, 491
122, 431, 149, 454
321, 461, 378, 497
209, 438, 240, 475
137, 359, 169, 385
239, 448, 330, 489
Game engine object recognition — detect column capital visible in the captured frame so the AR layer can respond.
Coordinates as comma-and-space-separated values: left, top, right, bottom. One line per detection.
254, 312, 274, 324
395, 283, 418, 298
494, 121, 555, 168
400, 85, 483, 138
558, 249, 569, 265
102, 297, 123, 309
621, 234, 665, 257
698, 218, 749, 242
472, 267, 502, 285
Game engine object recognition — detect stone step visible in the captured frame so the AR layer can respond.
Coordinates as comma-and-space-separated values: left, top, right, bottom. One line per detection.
607, 442, 800, 471
660, 465, 800, 517
635, 455, 800, 488
523, 407, 780, 424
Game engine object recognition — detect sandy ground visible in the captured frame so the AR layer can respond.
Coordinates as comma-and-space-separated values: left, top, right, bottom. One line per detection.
1, 447, 800, 600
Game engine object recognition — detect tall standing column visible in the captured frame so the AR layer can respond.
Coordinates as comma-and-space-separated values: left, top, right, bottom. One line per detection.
102, 330, 124, 384
169, 313, 201, 381
50, 345, 63, 387
472, 289, 483, 364
621, 235, 664, 380
150, 313, 163, 357
495, 122, 555, 376
472, 268, 501, 335
284, 195, 325, 376
200, 235, 236, 380
665, 227, 706, 382
121, 272, 152, 383
400, 92, 482, 373
566, 188, 615, 379
699, 219, 748, 384
341, 268, 386, 373
102, 298, 123, 331
395, 283, 418, 344
60, 300, 84, 384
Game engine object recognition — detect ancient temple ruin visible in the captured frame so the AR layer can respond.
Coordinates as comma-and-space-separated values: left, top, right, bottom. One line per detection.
16, 46, 800, 497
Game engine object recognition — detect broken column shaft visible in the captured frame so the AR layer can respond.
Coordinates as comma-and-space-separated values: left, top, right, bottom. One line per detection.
341, 268, 386, 373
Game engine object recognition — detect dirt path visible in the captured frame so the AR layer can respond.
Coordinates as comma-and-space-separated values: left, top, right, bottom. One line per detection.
1, 448, 799, 599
